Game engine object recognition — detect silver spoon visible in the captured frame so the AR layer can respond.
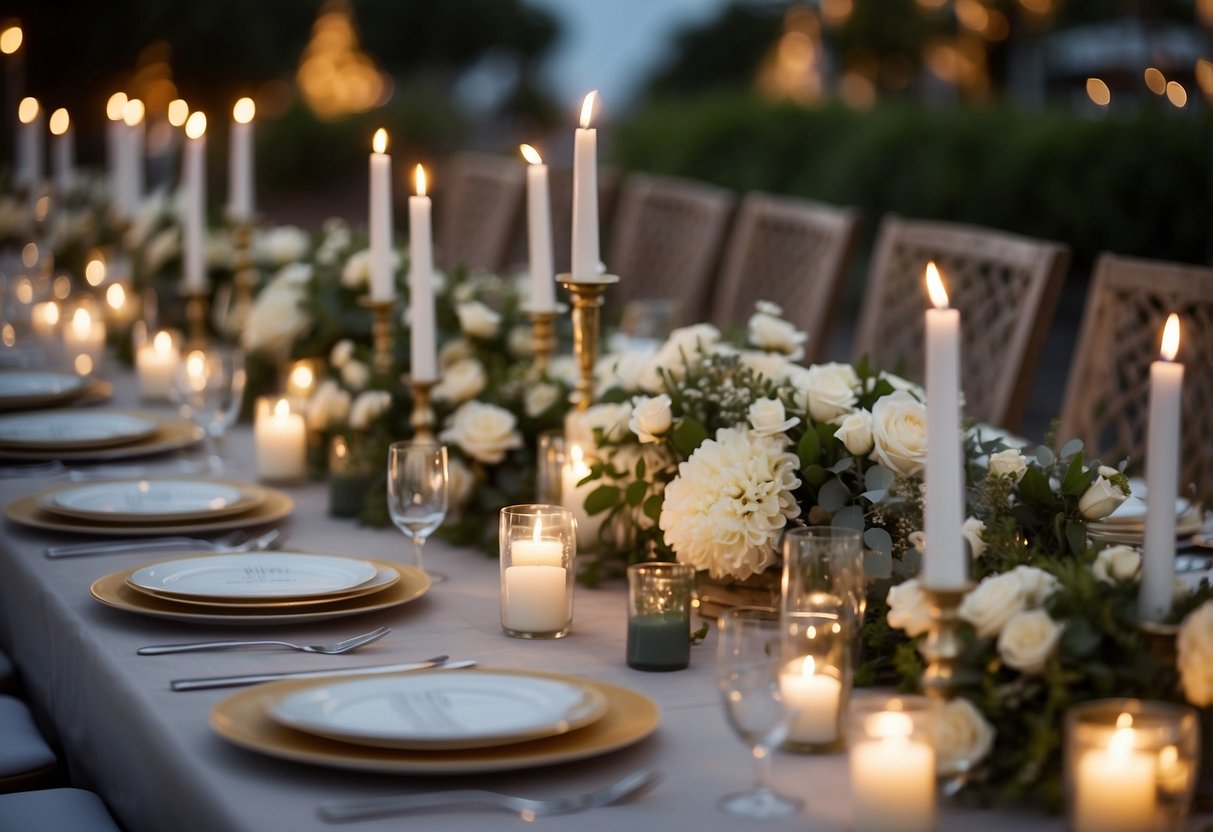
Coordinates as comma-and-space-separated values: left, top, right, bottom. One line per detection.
138, 625, 391, 656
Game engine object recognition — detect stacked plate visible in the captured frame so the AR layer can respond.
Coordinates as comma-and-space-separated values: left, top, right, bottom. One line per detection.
1088, 478, 1204, 546
211, 668, 660, 773
0, 408, 201, 462
0, 371, 90, 411
91, 551, 429, 625
5, 478, 294, 536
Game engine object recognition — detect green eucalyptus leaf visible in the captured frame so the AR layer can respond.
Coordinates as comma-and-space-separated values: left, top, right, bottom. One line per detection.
833, 504, 865, 531
818, 478, 850, 512
1060, 438, 1084, 459
803, 464, 828, 487
865, 465, 895, 492
863, 527, 893, 556
863, 549, 893, 580
797, 429, 821, 469
1035, 445, 1055, 467
829, 457, 854, 474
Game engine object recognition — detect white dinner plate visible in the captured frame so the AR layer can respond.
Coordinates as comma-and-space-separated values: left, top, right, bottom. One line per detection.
43, 479, 262, 523
1097, 478, 1191, 525
128, 565, 401, 610
0, 371, 87, 410
267, 671, 609, 750
0, 410, 158, 450
129, 552, 379, 600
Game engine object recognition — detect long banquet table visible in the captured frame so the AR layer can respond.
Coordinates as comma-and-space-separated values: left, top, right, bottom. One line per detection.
0, 373, 1081, 831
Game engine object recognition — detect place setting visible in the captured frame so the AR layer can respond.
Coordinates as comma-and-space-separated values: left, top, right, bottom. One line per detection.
0, 408, 202, 463
1087, 477, 1205, 546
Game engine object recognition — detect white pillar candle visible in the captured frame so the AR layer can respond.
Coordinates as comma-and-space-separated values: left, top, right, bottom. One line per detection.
105, 92, 128, 217
779, 657, 842, 744
850, 712, 936, 832
923, 261, 966, 589
1073, 715, 1156, 832
15, 96, 41, 189
227, 97, 255, 222
1139, 313, 1183, 621
254, 397, 307, 482
122, 99, 145, 216
182, 112, 208, 293
520, 144, 555, 311
30, 300, 59, 343
560, 442, 602, 548
135, 330, 180, 401
408, 164, 437, 381
368, 128, 394, 302
570, 90, 601, 282
48, 108, 73, 198
503, 565, 570, 633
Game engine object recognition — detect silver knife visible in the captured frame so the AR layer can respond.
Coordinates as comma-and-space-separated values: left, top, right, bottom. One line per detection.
170, 656, 475, 691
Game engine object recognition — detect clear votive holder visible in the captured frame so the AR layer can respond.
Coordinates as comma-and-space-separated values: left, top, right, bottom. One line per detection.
780, 606, 851, 752
627, 562, 695, 671
848, 696, 936, 832
782, 526, 865, 626
499, 504, 576, 639
536, 429, 565, 503
253, 396, 308, 483
1065, 698, 1199, 832
328, 435, 376, 518
134, 329, 180, 402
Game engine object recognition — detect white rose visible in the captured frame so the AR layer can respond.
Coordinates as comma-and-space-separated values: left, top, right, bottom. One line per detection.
340, 360, 370, 392
962, 517, 987, 560
305, 380, 350, 430
1092, 545, 1141, 584
997, 609, 1063, 674
748, 397, 798, 437
735, 349, 793, 384
254, 225, 310, 266
439, 401, 523, 464
524, 383, 561, 418
598, 352, 652, 395
438, 338, 476, 370
1177, 601, 1213, 707
456, 300, 502, 339
834, 409, 873, 456
798, 362, 859, 423
886, 578, 932, 637
581, 402, 633, 443
548, 356, 579, 390
432, 358, 487, 404
638, 323, 720, 392
908, 530, 926, 554
1078, 466, 1129, 520
876, 371, 926, 400
1011, 565, 1060, 607
507, 326, 534, 359
988, 448, 1029, 481
329, 339, 355, 369
959, 572, 1027, 638
756, 300, 783, 316
348, 390, 391, 430
206, 231, 234, 270
935, 698, 996, 776
142, 227, 180, 274
747, 311, 806, 360
276, 262, 313, 285
242, 281, 310, 360
869, 390, 928, 477
445, 455, 476, 514
341, 249, 386, 291
630, 394, 673, 443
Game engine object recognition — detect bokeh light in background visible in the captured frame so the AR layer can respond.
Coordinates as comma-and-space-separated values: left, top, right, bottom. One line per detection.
296, 0, 390, 119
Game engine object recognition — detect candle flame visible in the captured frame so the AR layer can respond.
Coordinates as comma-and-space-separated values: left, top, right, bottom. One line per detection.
85, 257, 107, 286
40, 302, 59, 326
70, 307, 91, 337
925, 261, 950, 308
0, 25, 22, 55
520, 143, 542, 165
274, 398, 291, 418
153, 330, 173, 352
869, 710, 914, 740
533, 519, 543, 542
106, 92, 128, 121
49, 108, 69, 135
185, 350, 206, 380
1109, 712, 1136, 756
185, 111, 207, 139
17, 96, 38, 124
122, 98, 145, 127
800, 656, 816, 677
233, 97, 255, 124
289, 363, 314, 391
372, 127, 387, 154
414, 164, 427, 196
333, 435, 348, 459
1160, 313, 1180, 361
167, 99, 189, 128
75, 354, 93, 376
105, 283, 126, 310
579, 90, 598, 128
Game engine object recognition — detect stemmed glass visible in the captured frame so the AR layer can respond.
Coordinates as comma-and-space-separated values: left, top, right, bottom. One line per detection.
386, 442, 449, 583
174, 347, 246, 475
715, 607, 803, 819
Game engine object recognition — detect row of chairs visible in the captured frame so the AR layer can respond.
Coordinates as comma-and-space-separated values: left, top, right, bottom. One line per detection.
433, 153, 1212, 502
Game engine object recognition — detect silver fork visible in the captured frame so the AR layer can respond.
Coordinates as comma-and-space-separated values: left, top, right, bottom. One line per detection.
318, 766, 663, 822
138, 625, 391, 656
45, 528, 281, 559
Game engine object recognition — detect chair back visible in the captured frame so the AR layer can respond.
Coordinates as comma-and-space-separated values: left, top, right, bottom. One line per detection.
435, 153, 525, 274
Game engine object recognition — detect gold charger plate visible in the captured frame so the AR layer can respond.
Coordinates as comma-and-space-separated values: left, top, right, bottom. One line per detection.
0, 408, 157, 451
0, 411, 201, 462
211, 668, 660, 773
4, 484, 293, 536
127, 562, 402, 610
37, 478, 268, 524
92, 562, 428, 625
0, 371, 89, 412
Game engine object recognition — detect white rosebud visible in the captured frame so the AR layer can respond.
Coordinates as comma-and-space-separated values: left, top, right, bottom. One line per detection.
438, 401, 523, 464
747, 311, 806, 360
959, 572, 1027, 638
348, 390, 391, 430
305, 380, 350, 430
455, 300, 502, 339
935, 698, 996, 776
340, 359, 370, 392
834, 409, 874, 456
1092, 545, 1141, 584
868, 390, 928, 477
997, 609, 1063, 674
1078, 466, 1129, 520
341, 249, 371, 290
507, 326, 534, 359
254, 225, 311, 266
582, 402, 633, 443
329, 339, 355, 369
735, 349, 793, 384
524, 383, 561, 418
1178, 601, 1213, 707
886, 578, 932, 637
598, 352, 651, 395
630, 394, 674, 443
1011, 565, 1060, 607
637, 324, 720, 392
438, 338, 476, 370
755, 300, 782, 316
798, 362, 860, 423
748, 397, 799, 437
962, 517, 987, 560
432, 358, 487, 404
988, 448, 1029, 481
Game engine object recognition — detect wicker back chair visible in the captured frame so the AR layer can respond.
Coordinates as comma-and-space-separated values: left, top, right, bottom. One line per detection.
852, 216, 1069, 431
1058, 254, 1213, 502
605, 174, 735, 327
434, 153, 525, 274
710, 192, 860, 362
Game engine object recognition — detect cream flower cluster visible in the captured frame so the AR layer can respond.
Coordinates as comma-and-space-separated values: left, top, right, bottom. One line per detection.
958, 566, 1063, 674
747, 301, 807, 360
242, 263, 314, 359
1177, 601, 1213, 707
659, 427, 801, 580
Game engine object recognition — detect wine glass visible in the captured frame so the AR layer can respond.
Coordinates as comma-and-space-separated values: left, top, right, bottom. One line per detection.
387, 441, 449, 582
174, 347, 246, 475
715, 607, 803, 819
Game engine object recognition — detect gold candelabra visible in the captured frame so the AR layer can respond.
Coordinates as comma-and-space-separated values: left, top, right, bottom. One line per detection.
557, 274, 619, 410
918, 584, 973, 701
183, 290, 210, 349
358, 296, 397, 377
526, 303, 566, 374
406, 378, 437, 443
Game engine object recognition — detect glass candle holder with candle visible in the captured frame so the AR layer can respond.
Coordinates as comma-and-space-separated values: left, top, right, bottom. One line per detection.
62, 301, 106, 374
135, 329, 180, 401
780, 606, 851, 752
1066, 698, 1199, 832
848, 696, 936, 832
253, 395, 307, 483
328, 434, 376, 518
499, 504, 575, 639
627, 562, 695, 671
782, 526, 865, 628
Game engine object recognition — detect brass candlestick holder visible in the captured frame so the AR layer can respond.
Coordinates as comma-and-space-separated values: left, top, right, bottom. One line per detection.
225, 221, 259, 337
525, 303, 566, 373
358, 296, 397, 377
406, 378, 437, 443
557, 274, 619, 410
918, 584, 974, 701
183, 290, 210, 349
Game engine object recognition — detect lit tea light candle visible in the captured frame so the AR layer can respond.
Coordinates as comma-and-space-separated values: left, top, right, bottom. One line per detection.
570, 91, 602, 282
408, 163, 437, 381
182, 111, 208, 293
520, 143, 555, 311
780, 656, 842, 745
850, 706, 935, 832
104, 282, 135, 325
62, 306, 105, 365
48, 107, 73, 197
30, 300, 59, 342
285, 360, 318, 401
254, 396, 307, 482
16, 96, 42, 190
227, 97, 256, 222
368, 128, 394, 302
135, 330, 180, 401
105, 92, 129, 216
1073, 713, 1155, 832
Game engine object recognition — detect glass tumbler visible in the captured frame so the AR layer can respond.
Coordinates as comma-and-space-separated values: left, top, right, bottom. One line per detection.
499, 504, 576, 639
626, 562, 695, 671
